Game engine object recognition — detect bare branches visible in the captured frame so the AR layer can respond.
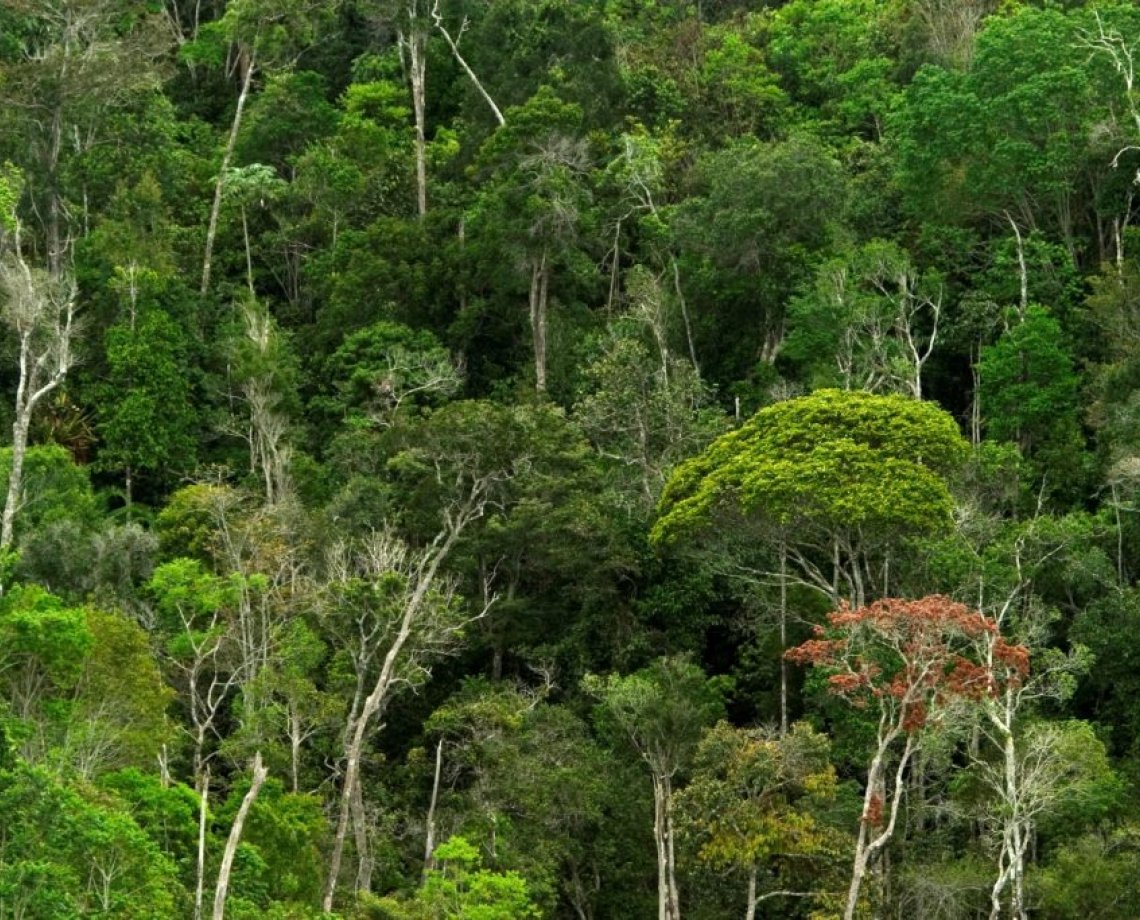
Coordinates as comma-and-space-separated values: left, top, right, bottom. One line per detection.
0, 250, 79, 550
429, 0, 504, 127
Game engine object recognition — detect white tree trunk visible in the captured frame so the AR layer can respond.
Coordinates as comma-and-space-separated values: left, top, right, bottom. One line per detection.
401, 14, 428, 219
212, 753, 268, 920
430, 1, 505, 127
745, 867, 758, 920
201, 51, 256, 296
194, 769, 209, 920
651, 774, 681, 920
843, 732, 914, 920
1, 414, 30, 551
530, 250, 549, 393
423, 738, 444, 875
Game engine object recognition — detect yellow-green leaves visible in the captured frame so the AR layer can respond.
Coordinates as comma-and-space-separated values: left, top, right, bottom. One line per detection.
653, 389, 968, 547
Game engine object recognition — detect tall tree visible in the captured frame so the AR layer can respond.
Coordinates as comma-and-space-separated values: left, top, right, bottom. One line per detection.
787, 595, 1029, 920
0, 251, 79, 554
0, 0, 167, 273
585, 656, 724, 920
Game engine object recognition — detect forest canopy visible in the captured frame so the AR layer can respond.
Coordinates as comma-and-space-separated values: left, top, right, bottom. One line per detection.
2, 1, 1140, 918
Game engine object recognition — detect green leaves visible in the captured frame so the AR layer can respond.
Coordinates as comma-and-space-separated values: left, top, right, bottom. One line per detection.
676, 721, 843, 886
371, 834, 539, 919
654, 388, 968, 547
0, 763, 183, 918
0, 585, 92, 717
584, 655, 726, 779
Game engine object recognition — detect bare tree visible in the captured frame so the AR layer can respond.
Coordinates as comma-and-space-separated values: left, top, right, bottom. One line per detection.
914, 0, 996, 68
321, 513, 500, 910
365, 345, 461, 428
811, 244, 942, 400
233, 300, 294, 506
0, 249, 79, 553
429, 0, 504, 127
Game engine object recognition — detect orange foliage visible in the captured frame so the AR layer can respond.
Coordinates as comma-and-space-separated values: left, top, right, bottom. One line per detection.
786, 595, 1028, 734
863, 793, 884, 828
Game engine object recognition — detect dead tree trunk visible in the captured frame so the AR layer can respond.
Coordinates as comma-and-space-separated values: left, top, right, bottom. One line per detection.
430, 1, 505, 127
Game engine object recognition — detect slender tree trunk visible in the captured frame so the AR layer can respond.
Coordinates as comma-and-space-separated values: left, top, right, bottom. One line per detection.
745, 866, 758, 920
1113, 483, 1125, 582
194, 769, 210, 920
1006, 212, 1028, 322
423, 738, 443, 876
2, 415, 30, 551
324, 740, 357, 912
653, 776, 669, 920
351, 770, 373, 895
241, 205, 254, 295
213, 752, 268, 920
430, 1, 505, 127
779, 539, 789, 736
47, 107, 64, 278
970, 341, 982, 447
530, 250, 549, 393
289, 705, 301, 793
457, 217, 467, 315
402, 18, 428, 219
651, 774, 681, 920
201, 50, 256, 296
670, 256, 699, 376
606, 219, 622, 313
664, 774, 680, 920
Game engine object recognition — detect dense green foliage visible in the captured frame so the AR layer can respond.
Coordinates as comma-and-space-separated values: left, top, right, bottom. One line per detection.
4, 1, 1140, 917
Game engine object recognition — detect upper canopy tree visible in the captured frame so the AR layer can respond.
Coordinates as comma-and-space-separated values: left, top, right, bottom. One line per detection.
787, 594, 1029, 920
652, 389, 969, 607
672, 134, 846, 384
195, 0, 339, 294
0, 0, 168, 274
894, 4, 1107, 261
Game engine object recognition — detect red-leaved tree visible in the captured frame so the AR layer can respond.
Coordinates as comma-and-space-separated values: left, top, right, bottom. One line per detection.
786, 595, 1028, 920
